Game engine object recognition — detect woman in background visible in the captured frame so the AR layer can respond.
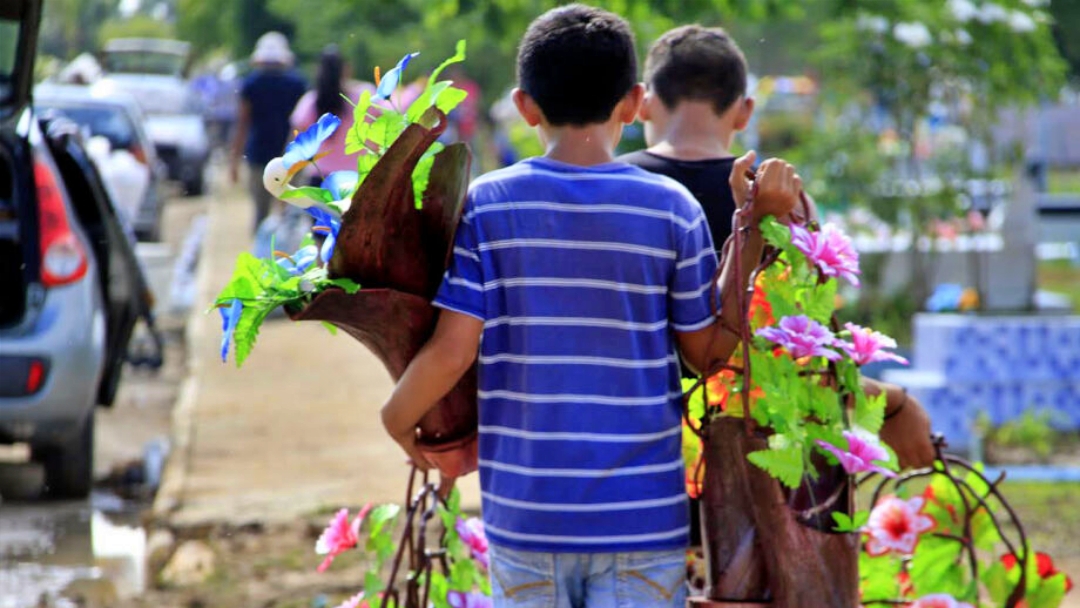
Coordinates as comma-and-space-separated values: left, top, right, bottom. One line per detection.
291, 45, 375, 182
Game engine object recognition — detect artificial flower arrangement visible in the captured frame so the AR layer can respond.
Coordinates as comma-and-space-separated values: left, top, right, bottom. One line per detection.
213, 41, 481, 476
682, 213, 1072, 607
314, 483, 492, 608
214, 42, 470, 366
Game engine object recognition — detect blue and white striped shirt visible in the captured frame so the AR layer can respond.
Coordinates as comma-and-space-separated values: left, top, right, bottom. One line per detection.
433, 157, 718, 553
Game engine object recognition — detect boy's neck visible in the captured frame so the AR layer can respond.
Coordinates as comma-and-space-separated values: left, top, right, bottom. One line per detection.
542, 123, 621, 167
647, 103, 737, 161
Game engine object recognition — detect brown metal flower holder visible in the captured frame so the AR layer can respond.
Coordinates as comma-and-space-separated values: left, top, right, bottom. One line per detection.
687, 196, 858, 608
288, 109, 478, 476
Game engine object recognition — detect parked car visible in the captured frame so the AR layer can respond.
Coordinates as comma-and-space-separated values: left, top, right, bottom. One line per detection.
101, 38, 190, 78
95, 39, 209, 196
35, 83, 165, 241
1, 0, 153, 498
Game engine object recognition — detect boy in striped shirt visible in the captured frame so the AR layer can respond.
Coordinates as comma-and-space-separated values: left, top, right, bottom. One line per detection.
380, 5, 800, 607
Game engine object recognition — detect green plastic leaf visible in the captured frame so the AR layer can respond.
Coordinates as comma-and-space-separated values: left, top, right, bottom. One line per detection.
345, 90, 374, 154
910, 535, 966, 597
803, 279, 837, 323
215, 253, 269, 302
747, 446, 804, 488
1029, 573, 1069, 608
321, 321, 338, 336
232, 302, 273, 367
449, 558, 478, 591
447, 487, 462, 514
365, 570, 385, 595
369, 503, 401, 528
367, 111, 407, 150
411, 142, 444, 209
854, 390, 887, 435
981, 559, 1015, 605
428, 39, 467, 87
435, 86, 469, 115
859, 551, 902, 601
280, 186, 334, 203
327, 277, 362, 294
759, 215, 791, 248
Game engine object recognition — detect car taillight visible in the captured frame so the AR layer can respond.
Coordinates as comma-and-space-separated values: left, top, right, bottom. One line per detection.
34, 155, 88, 287
27, 360, 46, 394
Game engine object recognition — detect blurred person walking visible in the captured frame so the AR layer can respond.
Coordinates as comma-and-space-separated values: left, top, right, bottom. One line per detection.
229, 32, 307, 233
290, 44, 376, 181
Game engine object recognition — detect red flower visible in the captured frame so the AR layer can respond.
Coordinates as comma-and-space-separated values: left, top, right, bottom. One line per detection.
1002, 552, 1074, 592
865, 495, 935, 556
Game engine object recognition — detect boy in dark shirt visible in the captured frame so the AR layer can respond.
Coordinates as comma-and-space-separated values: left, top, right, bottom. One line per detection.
622, 25, 935, 535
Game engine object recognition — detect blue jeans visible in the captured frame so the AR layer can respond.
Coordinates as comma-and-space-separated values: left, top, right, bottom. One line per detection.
489, 545, 688, 608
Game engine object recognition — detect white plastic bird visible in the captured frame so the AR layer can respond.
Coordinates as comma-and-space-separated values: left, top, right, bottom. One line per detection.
262, 157, 347, 218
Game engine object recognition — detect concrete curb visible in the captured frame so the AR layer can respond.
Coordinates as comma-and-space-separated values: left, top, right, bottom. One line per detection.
150, 196, 216, 525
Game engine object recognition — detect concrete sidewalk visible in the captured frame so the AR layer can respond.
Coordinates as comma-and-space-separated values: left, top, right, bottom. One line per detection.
154, 180, 479, 527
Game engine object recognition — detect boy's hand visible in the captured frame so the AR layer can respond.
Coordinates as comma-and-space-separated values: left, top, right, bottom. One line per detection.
879, 393, 936, 470
381, 410, 433, 472
730, 151, 802, 224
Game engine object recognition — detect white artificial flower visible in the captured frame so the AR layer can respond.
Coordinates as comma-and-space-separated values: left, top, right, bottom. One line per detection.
976, 2, 1009, 24
1007, 10, 1037, 33
893, 22, 932, 49
856, 13, 889, 34
947, 0, 978, 23
955, 29, 973, 46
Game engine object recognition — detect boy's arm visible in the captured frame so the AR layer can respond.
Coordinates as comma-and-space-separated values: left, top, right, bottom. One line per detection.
380, 310, 483, 470
863, 378, 936, 469
677, 152, 801, 373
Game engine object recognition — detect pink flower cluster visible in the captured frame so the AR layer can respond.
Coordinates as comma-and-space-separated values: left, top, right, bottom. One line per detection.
315, 503, 373, 572
756, 315, 840, 360
790, 223, 861, 286
836, 323, 908, 366
335, 592, 369, 608
816, 430, 895, 477
908, 594, 973, 608
448, 591, 493, 608
865, 495, 935, 556
756, 317, 907, 368
456, 516, 490, 569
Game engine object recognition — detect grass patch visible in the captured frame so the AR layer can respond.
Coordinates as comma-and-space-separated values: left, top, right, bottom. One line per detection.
1038, 259, 1080, 312
1048, 169, 1080, 195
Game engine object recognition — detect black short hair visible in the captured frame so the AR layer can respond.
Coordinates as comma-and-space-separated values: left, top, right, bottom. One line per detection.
516, 4, 637, 126
644, 25, 747, 116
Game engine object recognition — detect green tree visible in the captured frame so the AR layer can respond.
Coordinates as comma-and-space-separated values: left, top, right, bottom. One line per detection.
38, 0, 120, 59
97, 15, 176, 47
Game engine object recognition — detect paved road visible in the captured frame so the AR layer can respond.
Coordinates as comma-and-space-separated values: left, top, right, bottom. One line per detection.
155, 168, 480, 528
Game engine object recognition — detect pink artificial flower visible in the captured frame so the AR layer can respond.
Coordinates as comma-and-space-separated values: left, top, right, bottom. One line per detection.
335, 592, 369, 608
835, 323, 909, 366
816, 430, 896, 478
790, 223, 861, 286
865, 495, 935, 556
315, 503, 373, 572
756, 315, 841, 361
456, 517, 490, 569
908, 593, 974, 608
448, 591, 493, 608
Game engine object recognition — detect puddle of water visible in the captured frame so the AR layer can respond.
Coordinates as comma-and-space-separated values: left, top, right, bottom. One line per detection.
0, 492, 147, 608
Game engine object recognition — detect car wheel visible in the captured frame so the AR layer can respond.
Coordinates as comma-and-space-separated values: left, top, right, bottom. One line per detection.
34, 413, 95, 499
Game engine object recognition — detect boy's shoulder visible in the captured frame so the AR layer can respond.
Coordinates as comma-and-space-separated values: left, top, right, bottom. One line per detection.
469, 157, 704, 220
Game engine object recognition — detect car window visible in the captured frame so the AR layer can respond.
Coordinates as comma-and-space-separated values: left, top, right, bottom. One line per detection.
0, 18, 19, 103
37, 103, 137, 150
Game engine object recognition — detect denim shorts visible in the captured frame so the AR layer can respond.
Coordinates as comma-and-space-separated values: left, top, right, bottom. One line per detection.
489, 545, 688, 608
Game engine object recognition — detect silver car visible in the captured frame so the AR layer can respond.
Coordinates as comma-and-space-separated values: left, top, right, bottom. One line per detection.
1, 0, 152, 498
35, 83, 165, 241
95, 46, 209, 196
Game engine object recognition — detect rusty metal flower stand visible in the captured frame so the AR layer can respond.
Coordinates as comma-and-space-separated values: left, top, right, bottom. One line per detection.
288, 110, 478, 476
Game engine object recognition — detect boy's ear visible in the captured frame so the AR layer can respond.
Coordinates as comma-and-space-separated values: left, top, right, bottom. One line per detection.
617, 83, 646, 125
638, 87, 653, 122
512, 88, 544, 127
733, 97, 755, 131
